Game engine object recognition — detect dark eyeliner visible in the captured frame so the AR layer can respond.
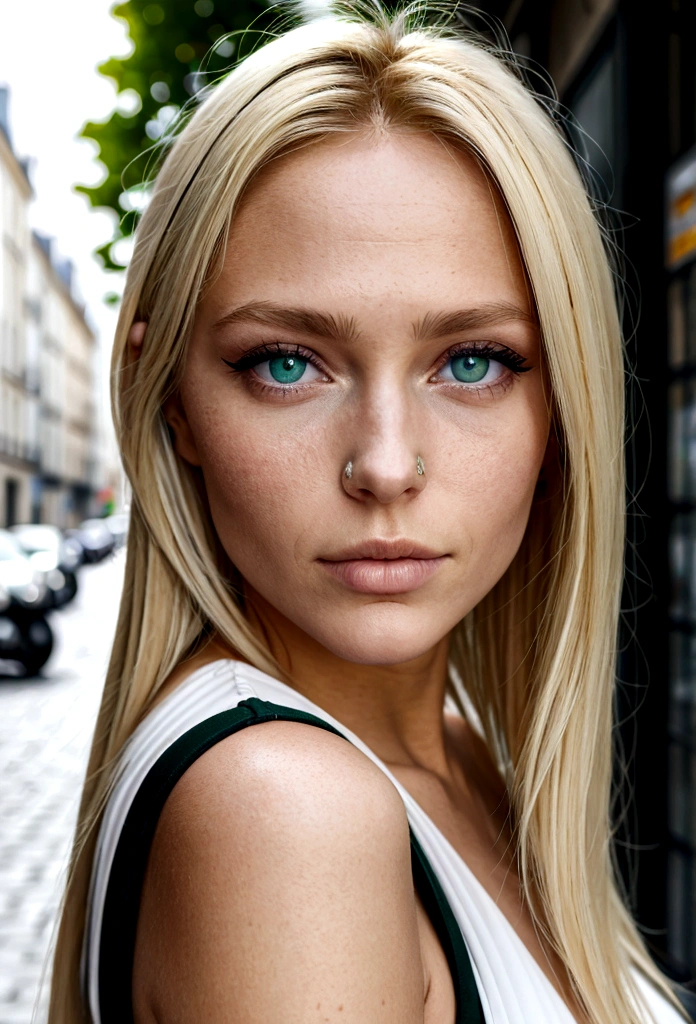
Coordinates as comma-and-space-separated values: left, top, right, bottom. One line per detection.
446, 341, 532, 373
222, 343, 312, 373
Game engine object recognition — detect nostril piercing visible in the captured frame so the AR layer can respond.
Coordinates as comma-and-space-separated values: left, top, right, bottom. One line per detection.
344, 461, 353, 479
416, 455, 425, 476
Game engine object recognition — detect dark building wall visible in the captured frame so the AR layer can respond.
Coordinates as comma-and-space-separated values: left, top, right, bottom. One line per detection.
483, 0, 692, 977
663, 0, 696, 976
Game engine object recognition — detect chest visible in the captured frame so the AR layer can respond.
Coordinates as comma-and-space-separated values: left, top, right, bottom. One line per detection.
391, 766, 587, 1024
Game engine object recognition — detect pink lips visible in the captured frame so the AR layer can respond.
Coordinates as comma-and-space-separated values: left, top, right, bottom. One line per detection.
318, 540, 447, 595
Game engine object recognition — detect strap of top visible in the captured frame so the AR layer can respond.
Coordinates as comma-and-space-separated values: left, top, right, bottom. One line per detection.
677, 988, 696, 1021
97, 696, 485, 1024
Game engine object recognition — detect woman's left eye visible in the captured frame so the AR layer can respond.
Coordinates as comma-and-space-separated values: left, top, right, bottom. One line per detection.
255, 354, 323, 386
438, 353, 504, 386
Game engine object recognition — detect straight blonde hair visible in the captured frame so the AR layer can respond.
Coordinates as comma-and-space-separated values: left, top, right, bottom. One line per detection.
49, 6, 683, 1021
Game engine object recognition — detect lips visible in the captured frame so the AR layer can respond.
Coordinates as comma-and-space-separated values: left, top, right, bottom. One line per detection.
322, 539, 442, 561
318, 539, 447, 595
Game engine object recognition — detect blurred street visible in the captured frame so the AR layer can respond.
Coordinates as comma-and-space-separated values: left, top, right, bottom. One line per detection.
0, 553, 124, 1024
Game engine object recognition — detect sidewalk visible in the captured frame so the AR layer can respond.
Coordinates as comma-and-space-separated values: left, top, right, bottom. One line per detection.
0, 554, 123, 1024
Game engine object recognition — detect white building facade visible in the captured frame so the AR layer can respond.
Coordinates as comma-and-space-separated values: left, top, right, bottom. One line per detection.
29, 235, 97, 526
0, 87, 101, 528
0, 89, 37, 526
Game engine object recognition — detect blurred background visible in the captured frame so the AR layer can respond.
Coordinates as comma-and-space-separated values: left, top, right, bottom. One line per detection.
0, 0, 694, 1020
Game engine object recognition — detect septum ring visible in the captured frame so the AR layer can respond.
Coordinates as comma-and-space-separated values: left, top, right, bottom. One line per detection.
343, 456, 425, 479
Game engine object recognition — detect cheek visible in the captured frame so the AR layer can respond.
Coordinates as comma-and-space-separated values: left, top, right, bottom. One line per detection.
440, 399, 548, 577
185, 395, 331, 577
466, 431, 543, 519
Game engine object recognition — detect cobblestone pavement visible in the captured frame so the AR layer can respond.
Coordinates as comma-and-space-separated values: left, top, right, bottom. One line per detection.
0, 552, 125, 1024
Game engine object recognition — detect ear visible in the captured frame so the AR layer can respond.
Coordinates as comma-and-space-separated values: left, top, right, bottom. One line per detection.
162, 392, 202, 467
128, 320, 148, 355
123, 321, 148, 391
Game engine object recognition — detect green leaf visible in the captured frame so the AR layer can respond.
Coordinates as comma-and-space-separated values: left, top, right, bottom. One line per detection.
80, 0, 282, 276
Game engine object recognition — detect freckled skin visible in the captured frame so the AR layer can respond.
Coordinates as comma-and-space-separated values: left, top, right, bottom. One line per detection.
170, 134, 549, 669
148, 133, 577, 1023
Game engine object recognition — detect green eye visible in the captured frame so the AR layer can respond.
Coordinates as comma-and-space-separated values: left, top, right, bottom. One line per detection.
268, 355, 307, 384
450, 354, 490, 383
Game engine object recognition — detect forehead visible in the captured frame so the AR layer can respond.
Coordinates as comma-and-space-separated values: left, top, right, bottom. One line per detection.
216, 132, 528, 314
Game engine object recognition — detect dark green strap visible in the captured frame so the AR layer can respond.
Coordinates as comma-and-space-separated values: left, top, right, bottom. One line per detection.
676, 986, 696, 1021
98, 697, 484, 1024
410, 832, 483, 1023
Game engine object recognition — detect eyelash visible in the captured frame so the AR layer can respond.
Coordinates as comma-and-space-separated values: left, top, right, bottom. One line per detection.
223, 342, 318, 375
222, 340, 532, 394
436, 341, 531, 378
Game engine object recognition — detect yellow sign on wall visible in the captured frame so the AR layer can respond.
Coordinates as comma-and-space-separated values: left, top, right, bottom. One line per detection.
667, 148, 696, 269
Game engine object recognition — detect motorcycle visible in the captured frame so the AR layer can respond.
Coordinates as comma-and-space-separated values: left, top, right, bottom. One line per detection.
0, 534, 54, 676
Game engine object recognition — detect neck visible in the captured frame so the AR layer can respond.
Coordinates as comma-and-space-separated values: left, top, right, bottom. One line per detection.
241, 587, 452, 774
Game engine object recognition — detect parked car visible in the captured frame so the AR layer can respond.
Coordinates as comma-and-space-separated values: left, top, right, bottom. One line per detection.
0, 531, 54, 675
67, 519, 115, 564
105, 511, 129, 549
10, 523, 79, 608
61, 533, 85, 568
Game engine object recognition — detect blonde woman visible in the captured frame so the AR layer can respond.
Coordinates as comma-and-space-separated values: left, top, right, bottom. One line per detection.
49, 6, 693, 1023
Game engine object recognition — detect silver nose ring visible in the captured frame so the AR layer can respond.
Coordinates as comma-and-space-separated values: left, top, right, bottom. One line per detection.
343, 457, 424, 479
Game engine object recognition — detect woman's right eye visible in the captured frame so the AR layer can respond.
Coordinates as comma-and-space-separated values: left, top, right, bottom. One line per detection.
222, 348, 326, 388
254, 354, 323, 386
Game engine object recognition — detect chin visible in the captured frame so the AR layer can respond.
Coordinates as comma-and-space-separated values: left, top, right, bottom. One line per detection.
299, 603, 451, 666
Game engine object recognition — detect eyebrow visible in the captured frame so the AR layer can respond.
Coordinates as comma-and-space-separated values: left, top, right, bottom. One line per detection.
414, 302, 537, 341
211, 301, 360, 343
211, 299, 536, 343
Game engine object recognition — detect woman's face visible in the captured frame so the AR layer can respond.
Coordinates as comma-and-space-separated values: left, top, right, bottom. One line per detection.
170, 133, 549, 665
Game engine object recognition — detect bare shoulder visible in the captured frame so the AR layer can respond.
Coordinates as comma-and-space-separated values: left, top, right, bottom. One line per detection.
158, 719, 411, 863
133, 720, 424, 1024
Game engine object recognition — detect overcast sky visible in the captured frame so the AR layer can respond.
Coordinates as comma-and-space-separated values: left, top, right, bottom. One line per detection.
0, 0, 132, 356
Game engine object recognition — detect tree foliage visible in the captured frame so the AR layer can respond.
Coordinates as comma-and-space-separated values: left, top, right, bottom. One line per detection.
79, 0, 279, 271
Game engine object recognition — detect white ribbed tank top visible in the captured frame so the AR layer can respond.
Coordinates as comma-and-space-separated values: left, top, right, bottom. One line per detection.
82, 659, 683, 1024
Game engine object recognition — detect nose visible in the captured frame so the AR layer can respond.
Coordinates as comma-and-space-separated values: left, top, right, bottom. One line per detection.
341, 387, 427, 504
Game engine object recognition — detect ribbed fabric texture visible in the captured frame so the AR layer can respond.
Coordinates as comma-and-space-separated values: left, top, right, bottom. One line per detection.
82, 660, 682, 1024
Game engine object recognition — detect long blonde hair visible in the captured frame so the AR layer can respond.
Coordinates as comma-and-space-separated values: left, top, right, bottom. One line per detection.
49, 6, 682, 1021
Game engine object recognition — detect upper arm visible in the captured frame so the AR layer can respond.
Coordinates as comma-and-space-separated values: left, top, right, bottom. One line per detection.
133, 721, 425, 1024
